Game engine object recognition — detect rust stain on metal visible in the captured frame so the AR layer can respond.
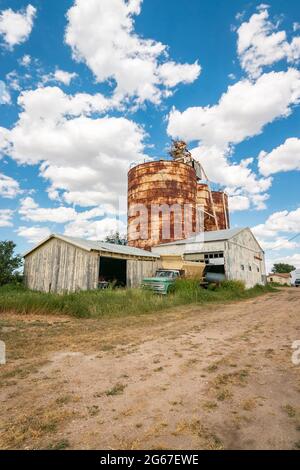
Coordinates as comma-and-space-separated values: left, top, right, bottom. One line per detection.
128, 159, 230, 250
128, 161, 197, 250
211, 191, 229, 231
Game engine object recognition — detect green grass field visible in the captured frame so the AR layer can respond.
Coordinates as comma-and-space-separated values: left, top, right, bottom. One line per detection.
0, 280, 276, 319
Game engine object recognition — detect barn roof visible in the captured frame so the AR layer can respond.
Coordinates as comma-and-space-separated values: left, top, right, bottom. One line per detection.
156, 228, 244, 246
23, 234, 160, 259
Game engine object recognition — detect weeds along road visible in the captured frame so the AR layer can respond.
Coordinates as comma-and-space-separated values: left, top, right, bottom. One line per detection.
0, 288, 299, 450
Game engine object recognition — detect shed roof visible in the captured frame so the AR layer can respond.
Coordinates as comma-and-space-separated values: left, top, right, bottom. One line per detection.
268, 273, 291, 279
23, 234, 160, 259
156, 228, 244, 246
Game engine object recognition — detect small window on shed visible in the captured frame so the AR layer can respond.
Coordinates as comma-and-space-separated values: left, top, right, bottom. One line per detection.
241, 264, 245, 271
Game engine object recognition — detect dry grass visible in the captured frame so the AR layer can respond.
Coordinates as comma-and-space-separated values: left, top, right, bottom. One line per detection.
216, 389, 233, 402
242, 398, 257, 412
1, 287, 299, 450
172, 419, 224, 449
283, 404, 297, 418
0, 404, 76, 450
105, 383, 126, 396
214, 369, 250, 388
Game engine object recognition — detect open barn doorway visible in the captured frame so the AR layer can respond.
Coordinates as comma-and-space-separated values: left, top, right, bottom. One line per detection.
99, 257, 127, 287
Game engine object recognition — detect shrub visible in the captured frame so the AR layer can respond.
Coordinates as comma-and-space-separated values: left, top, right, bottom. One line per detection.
0, 241, 23, 286
219, 280, 245, 291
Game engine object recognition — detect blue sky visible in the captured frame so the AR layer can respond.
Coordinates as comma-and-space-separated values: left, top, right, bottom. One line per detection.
0, 0, 300, 271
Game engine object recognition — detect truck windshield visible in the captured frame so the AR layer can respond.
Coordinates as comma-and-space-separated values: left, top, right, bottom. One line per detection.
156, 271, 178, 278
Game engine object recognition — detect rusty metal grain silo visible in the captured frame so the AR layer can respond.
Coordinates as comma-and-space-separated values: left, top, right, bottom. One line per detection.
211, 191, 230, 230
128, 161, 197, 250
197, 185, 230, 231
196, 183, 216, 232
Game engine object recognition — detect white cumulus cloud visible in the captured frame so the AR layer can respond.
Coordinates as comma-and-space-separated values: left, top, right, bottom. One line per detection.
0, 4, 36, 49
16, 226, 51, 244
237, 6, 300, 78
0, 81, 11, 104
252, 207, 300, 270
191, 145, 272, 212
167, 69, 300, 147
1, 86, 147, 208
19, 54, 31, 67
64, 217, 127, 241
0, 172, 21, 198
167, 68, 300, 211
252, 207, 300, 241
0, 209, 14, 227
65, 0, 200, 105
42, 69, 78, 86
259, 137, 300, 176
19, 196, 106, 224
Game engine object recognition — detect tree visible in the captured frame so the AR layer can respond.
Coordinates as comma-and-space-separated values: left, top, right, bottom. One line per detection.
271, 263, 296, 274
104, 231, 127, 246
0, 241, 23, 286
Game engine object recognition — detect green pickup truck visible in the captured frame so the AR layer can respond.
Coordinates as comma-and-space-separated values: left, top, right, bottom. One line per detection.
142, 269, 183, 294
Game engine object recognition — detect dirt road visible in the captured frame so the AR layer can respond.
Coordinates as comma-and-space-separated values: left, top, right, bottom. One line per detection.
0, 288, 300, 450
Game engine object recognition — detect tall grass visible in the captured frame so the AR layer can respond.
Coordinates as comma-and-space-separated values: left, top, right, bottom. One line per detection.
0, 281, 276, 319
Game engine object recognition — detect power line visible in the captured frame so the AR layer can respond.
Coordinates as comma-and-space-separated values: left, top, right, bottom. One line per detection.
266, 232, 300, 252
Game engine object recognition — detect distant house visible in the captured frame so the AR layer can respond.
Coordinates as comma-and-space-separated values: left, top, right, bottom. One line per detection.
267, 273, 292, 286
23, 234, 160, 293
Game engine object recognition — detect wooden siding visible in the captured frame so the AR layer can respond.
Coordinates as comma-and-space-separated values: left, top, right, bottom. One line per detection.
127, 259, 160, 288
24, 238, 99, 293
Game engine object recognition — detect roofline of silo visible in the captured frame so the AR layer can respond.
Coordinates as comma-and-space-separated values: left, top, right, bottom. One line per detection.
128, 158, 194, 174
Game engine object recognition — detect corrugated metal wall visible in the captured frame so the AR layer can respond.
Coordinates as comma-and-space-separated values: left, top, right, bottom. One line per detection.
225, 230, 266, 288
128, 161, 229, 250
128, 161, 197, 250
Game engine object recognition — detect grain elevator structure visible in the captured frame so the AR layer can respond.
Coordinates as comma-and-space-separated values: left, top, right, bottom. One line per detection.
128, 141, 230, 251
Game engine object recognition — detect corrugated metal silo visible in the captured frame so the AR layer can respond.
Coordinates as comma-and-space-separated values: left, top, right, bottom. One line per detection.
196, 183, 216, 231
128, 161, 197, 250
211, 191, 230, 230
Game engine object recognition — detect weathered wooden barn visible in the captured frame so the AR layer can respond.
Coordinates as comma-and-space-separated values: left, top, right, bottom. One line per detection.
152, 228, 266, 288
23, 234, 160, 293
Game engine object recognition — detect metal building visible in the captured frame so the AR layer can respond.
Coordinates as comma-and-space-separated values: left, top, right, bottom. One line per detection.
23, 234, 160, 293
151, 228, 266, 289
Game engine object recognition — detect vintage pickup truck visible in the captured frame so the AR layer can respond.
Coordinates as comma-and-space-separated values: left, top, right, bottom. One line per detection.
142, 256, 226, 295
142, 269, 183, 295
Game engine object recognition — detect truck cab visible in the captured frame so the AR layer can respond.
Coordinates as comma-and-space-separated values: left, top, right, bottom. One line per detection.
142, 269, 183, 294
